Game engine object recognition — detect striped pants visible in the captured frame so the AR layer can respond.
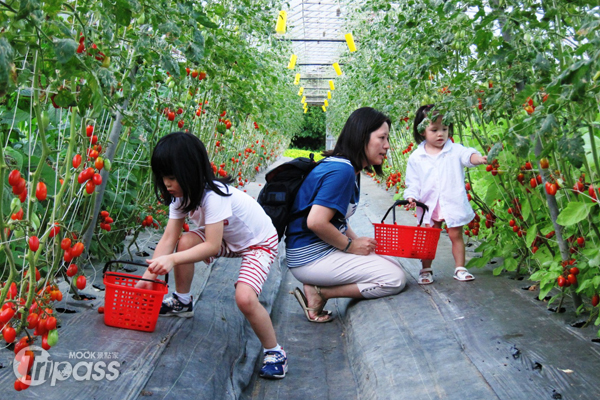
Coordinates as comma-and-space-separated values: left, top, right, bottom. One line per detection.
191, 229, 278, 295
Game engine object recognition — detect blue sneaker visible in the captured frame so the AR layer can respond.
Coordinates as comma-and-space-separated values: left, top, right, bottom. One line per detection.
259, 350, 287, 379
159, 293, 194, 317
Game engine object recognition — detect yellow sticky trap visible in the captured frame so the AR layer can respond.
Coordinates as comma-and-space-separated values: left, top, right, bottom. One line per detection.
327, 91, 332, 99
275, 11, 287, 34
322, 106, 327, 112
333, 63, 342, 76
304, 109, 307, 113
329, 80, 335, 90
345, 33, 357, 52
288, 54, 297, 69
324, 99, 329, 107
298, 87, 304, 96
301, 96, 306, 104
294, 73, 301, 85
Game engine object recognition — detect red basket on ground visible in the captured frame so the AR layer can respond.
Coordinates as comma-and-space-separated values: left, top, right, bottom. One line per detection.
374, 200, 441, 260
103, 261, 168, 332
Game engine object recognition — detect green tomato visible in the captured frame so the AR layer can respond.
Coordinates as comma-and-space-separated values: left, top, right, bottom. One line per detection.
13, 228, 24, 238
10, 197, 20, 214
137, 14, 145, 24
31, 212, 40, 231
168, 81, 175, 89
40, 111, 50, 131
48, 329, 59, 347
103, 159, 111, 172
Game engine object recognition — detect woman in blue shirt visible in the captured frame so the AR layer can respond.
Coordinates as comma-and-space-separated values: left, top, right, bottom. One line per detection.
286, 107, 407, 322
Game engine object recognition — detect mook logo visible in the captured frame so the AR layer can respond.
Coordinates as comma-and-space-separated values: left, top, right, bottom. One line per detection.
13, 345, 121, 387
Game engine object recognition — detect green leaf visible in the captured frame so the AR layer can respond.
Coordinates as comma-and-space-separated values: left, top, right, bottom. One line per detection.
114, 0, 133, 26
525, 224, 538, 247
484, 182, 500, 205
487, 141, 503, 161
557, 134, 585, 169
78, 84, 93, 115
493, 265, 504, 275
17, 0, 40, 19
196, 12, 218, 29
4, 147, 24, 169
54, 39, 77, 64
160, 54, 180, 78
54, 88, 77, 108
521, 199, 530, 221
538, 114, 559, 139
504, 257, 518, 272
0, 37, 15, 96
556, 201, 594, 226
158, 22, 181, 37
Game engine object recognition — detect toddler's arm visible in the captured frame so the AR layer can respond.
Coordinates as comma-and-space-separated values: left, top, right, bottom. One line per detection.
470, 153, 488, 165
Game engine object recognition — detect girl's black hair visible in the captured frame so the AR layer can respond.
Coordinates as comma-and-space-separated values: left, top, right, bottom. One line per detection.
413, 104, 454, 144
151, 132, 233, 213
322, 107, 391, 176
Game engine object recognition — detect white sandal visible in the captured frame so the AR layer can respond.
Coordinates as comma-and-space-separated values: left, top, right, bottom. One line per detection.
453, 267, 475, 282
418, 268, 434, 285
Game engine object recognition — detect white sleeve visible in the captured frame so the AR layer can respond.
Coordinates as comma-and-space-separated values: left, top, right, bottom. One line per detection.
169, 198, 187, 220
202, 191, 232, 224
459, 144, 480, 168
403, 156, 420, 200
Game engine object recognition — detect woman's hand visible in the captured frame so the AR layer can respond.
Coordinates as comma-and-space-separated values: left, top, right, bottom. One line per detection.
146, 255, 176, 276
349, 237, 378, 255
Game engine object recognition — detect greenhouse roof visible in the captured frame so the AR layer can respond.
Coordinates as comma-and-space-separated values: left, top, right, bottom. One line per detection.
282, 0, 350, 105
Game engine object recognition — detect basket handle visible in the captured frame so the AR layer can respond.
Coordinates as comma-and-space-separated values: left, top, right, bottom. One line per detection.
381, 200, 430, 226
103, 260, 169, 285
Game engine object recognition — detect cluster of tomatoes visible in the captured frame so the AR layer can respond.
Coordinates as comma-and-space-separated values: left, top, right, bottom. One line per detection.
73, 125, 108, 194
385, 171, 403, 192
98, 210, 114, 231
141, 215, 158, 228
557, 259, 580, 287
1, 276, 69, 390
485, 159, 501, 176
400, 142, 414, 155
8, 169, 29, 203
530, 230, 555, 254
464, 213, 481, 237
482, 210, 497, 229
506, 198, 526, 237
572, 173, 598, 202
75, 34, 108, 65
253, 121, 259, 129
185, 68, 207, 81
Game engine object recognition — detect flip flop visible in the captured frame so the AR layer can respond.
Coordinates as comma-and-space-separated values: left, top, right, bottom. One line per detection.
453, 267, 475, 282
292, 287, 333, 323
418, 268, 434, 285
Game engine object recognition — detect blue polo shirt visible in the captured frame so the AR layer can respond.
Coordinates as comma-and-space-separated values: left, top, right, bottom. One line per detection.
285, 157, 359, 267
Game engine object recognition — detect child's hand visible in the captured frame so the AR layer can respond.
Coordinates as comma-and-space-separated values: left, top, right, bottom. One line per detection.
146, 255, 175, 276
471, 154, 488, 165
135, 270, 158, 289
406, 197, 417, 209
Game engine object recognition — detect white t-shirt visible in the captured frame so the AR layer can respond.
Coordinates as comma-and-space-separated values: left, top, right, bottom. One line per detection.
403, 140, 479, 228
169, 183, 275, 252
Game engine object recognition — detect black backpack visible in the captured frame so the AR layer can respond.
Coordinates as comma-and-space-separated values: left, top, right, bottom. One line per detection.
257, 154, 319, 241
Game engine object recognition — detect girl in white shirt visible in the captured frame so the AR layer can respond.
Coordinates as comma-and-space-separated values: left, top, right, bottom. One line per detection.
139, 132, 287, 379
404, 105, 487, 284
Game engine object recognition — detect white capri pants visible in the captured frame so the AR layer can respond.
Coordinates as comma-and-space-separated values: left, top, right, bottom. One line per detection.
289, 251, 406, 299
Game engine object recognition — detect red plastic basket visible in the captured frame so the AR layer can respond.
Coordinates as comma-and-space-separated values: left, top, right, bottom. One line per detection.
374, 200, 441, 260
103, 261, 168, 332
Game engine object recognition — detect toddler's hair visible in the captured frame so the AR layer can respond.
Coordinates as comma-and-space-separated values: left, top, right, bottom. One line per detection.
412, 104, 454, 144
151, 132, 232, 213
323, 107, 391, 176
